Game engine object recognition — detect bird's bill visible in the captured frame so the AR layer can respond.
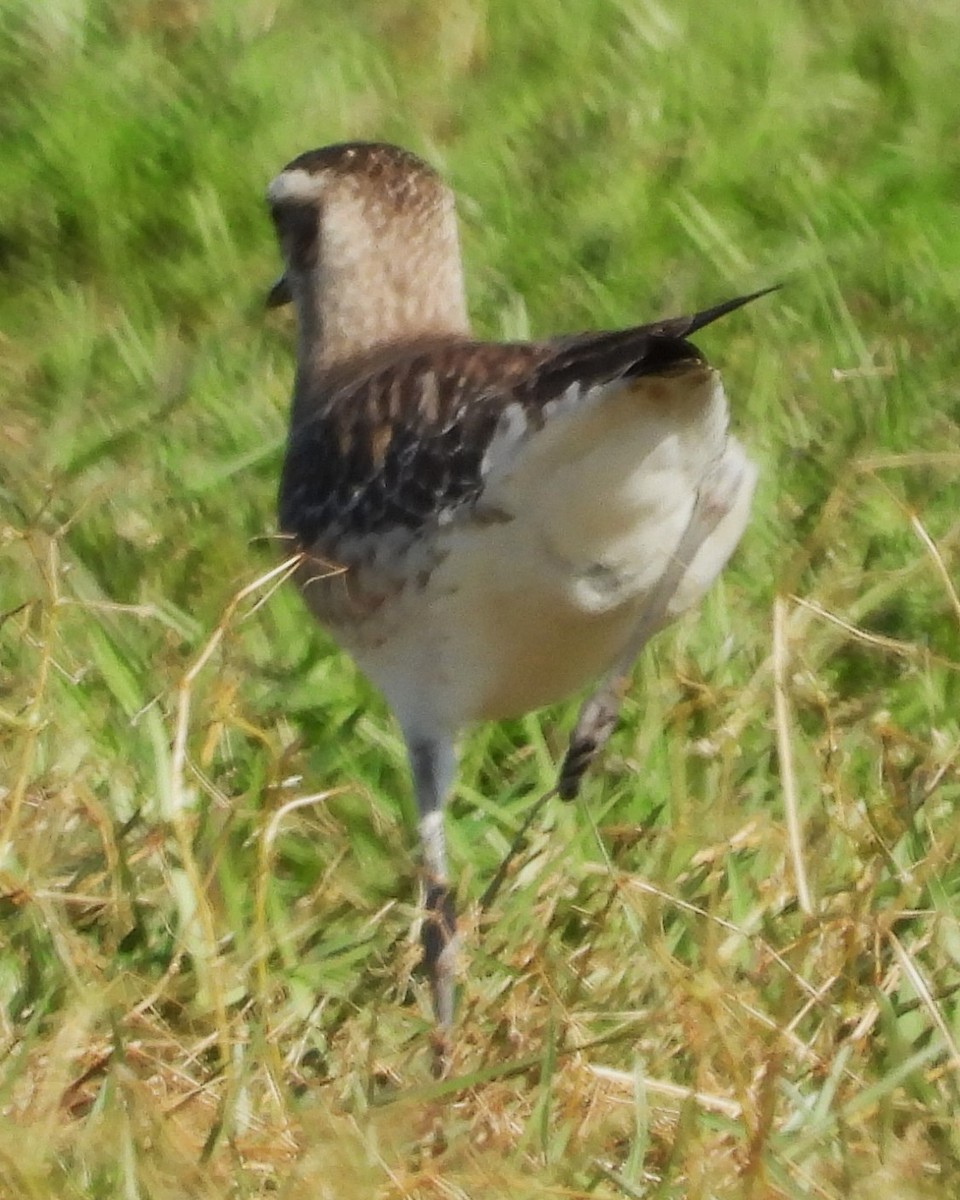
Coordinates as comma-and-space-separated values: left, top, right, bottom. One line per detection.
266, 274, 293, 308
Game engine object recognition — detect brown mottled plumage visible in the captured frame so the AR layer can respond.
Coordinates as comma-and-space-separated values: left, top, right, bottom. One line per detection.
267, 141, 769, 1059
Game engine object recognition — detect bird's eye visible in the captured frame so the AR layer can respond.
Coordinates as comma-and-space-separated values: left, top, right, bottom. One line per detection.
272, 201, 319, 268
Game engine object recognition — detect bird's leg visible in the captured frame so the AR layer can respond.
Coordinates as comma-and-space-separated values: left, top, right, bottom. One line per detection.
406, 734, 458, 1064
559, 448, 753, 800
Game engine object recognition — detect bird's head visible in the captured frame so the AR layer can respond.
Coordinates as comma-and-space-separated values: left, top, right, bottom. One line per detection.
265, 142, 468, 352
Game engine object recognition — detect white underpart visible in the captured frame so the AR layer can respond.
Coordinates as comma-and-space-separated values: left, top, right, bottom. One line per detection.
480, 398, 534, 476
343, 365, 756, 743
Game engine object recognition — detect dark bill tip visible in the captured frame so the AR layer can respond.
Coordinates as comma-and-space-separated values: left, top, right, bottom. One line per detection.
266, 274, 292, 308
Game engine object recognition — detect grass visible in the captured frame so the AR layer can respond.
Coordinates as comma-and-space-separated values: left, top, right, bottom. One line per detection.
2, 0, 960, 1195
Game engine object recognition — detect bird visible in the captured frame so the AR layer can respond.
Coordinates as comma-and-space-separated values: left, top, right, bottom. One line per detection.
266, 140, 767, 1053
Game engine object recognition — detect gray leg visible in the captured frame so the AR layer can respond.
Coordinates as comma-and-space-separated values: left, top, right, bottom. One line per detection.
406, 734, 458, 1051
559, 450, 752, 800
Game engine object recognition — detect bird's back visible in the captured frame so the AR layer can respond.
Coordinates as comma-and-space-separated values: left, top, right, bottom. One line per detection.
278, 327, 755, 729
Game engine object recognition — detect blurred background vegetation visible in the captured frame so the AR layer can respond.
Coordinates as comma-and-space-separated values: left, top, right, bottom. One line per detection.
1, 0, 959, 1196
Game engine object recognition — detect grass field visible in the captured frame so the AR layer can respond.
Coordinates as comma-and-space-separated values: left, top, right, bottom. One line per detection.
2, 0, 960, 1195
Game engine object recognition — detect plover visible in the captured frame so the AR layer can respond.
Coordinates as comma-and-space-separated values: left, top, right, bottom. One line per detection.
267, 141, 766, 1041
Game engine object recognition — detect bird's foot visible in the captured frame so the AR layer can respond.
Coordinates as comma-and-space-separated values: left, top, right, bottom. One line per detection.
558, 680, 627, 800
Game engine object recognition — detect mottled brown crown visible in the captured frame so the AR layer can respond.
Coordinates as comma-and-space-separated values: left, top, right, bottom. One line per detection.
281, 141, 442, 191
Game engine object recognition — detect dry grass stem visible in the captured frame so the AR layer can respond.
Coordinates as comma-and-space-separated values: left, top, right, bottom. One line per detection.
772, 594, 814, 917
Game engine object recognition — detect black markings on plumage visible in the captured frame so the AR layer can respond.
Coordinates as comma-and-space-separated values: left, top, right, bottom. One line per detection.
278, 289, 772, 552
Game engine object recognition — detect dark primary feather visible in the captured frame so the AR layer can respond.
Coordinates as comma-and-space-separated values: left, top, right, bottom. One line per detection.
279, 291, 771, 551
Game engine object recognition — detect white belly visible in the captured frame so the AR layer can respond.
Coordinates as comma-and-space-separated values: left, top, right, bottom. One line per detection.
328, 366, 755, 737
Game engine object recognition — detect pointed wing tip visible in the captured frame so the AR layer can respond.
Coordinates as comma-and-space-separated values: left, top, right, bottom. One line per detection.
683, 285, 780, 336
